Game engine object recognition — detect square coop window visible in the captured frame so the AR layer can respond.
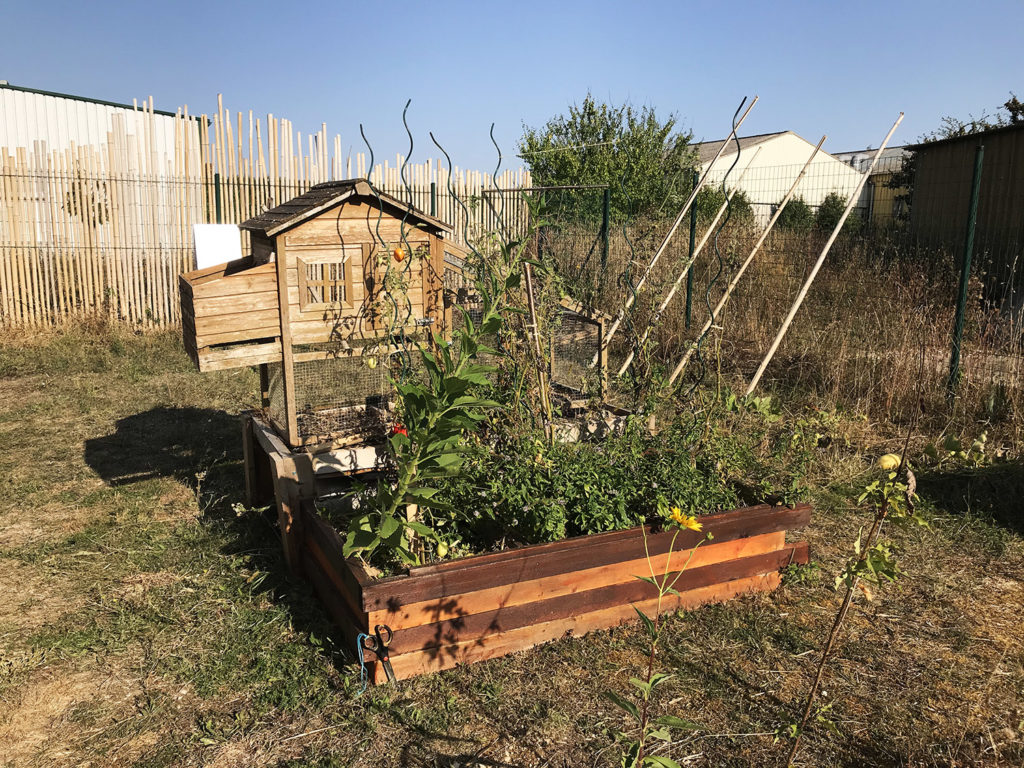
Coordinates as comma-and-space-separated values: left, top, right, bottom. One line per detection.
297, 246, 358, 310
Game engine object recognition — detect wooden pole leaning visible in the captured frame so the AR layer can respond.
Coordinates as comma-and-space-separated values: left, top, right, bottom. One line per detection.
616, 147, 763, 377
597, 96, 759, 362
668, 136, 826, 386
744, 114, 904, 396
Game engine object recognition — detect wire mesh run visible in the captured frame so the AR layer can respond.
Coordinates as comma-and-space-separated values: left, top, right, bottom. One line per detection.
552, 308, 602, 396
265, 350, 395, 446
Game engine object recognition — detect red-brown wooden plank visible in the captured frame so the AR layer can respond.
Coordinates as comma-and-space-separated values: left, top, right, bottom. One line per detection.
360, 504, 811, 612
379, 571, 782, 682
386, 542, 808, 655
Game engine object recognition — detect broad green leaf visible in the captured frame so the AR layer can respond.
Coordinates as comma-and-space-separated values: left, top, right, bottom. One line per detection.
602, 691, 640, 721
379, 515, 401, 540
404, 520, 439, 539
653, 715, 701, 731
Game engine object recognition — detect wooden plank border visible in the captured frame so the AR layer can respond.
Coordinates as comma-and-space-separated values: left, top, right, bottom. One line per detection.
247, 419, 811, 684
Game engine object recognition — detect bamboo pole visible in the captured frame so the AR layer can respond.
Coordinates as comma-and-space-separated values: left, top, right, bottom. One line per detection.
667, 136, 826, 385
745, 114, 904, 395
616, 147, 762, 376
524, 261, 554, 441
600, 96, 759, 355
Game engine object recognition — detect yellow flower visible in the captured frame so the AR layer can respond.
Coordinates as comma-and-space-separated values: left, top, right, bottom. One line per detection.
669, 506, 703, 532
877, 453, 900, 471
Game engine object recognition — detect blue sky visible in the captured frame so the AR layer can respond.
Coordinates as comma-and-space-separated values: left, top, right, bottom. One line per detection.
3, 0, 1022, 171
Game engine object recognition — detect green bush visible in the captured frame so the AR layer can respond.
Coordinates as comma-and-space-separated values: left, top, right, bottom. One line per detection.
815, 191, 849, 232
776, 196, 814, 235
695, 186, 755, 228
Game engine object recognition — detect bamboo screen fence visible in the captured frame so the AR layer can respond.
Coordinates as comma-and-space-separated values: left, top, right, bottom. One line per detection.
0, 96, 531, 327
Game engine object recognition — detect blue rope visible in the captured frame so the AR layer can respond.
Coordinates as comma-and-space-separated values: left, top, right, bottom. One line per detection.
355, 632, 371, 696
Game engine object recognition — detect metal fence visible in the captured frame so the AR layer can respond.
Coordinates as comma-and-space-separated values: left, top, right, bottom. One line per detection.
0, 96, 530, 327
540, 150, 1024, 418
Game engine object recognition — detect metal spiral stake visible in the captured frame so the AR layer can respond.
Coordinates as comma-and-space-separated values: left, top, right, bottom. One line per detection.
486, 123, 509, 244
682, 99, 748, 412
359, 123, 405, 379
392, 99, 418, 380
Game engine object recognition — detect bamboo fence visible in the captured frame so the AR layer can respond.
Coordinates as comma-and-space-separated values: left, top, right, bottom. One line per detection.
0, 95, 531, 327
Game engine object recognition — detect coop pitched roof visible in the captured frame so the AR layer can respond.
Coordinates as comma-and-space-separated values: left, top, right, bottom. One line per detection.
240, 179, 451, 237
693, 131, 789, 165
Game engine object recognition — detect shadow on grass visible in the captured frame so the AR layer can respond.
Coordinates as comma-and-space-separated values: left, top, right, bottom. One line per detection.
916, 459, 1024, 537
82, 405, 357, 673
83, 406, 240, 489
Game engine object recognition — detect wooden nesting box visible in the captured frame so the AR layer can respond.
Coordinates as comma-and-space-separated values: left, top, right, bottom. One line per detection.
179, 180, 455, 448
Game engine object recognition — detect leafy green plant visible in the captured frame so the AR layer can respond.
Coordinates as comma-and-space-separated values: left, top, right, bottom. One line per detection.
782, 454, 926, 765
342, 243, 524, 565
428, 417, 741, 553
604, 505, 710, 767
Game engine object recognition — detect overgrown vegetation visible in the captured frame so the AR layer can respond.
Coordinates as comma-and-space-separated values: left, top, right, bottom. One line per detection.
2, 330, 1023, 766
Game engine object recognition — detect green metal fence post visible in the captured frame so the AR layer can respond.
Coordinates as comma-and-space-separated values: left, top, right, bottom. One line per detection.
430, 182, 437, 217
685, 169, 699, 329
214, 172, 223, 224
600, 188, 610, 276
947, 143, 985, 398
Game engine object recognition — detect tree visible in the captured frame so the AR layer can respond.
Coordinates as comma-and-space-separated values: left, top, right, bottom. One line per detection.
815, 192, 848, 233
519, 95, 696, 223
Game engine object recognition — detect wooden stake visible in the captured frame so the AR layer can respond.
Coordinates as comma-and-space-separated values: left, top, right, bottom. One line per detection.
668, 136, 826, 385
745, 114, 904, 395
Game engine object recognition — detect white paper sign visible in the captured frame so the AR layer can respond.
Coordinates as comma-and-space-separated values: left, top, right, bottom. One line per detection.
193, 224, 241, 270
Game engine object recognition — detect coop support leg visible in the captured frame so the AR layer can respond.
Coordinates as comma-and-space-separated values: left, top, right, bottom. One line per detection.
269, 451, 316, 577
242, 414, 277, 507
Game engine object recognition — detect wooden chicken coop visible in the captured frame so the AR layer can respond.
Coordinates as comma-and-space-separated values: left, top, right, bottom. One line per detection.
180, 179, 460, 451
180, 178, 610, 456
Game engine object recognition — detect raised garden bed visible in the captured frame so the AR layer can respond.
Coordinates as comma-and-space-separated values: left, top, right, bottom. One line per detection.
299, 498, 811, 683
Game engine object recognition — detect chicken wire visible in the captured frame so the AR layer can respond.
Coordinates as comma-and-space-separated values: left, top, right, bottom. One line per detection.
552, 308, 602, 396
265, 343, 397, 445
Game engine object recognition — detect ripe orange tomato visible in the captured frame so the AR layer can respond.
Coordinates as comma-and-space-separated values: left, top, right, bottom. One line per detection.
393, 247, 406, 262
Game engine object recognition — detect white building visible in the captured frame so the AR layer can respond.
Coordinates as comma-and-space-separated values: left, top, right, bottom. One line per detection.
696, 131, 865, 222
0, 81, 199, 175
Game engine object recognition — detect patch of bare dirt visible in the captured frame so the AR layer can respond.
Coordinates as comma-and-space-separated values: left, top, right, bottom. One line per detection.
0, 558, 88, 633
0, 499, 105, 550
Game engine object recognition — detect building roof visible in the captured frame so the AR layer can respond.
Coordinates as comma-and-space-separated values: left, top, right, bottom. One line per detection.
0, 81, 190, 119
693, 131, 789, 164
833, 146, 909, 172
240, 179, 452, 237
906, 121, 1024, 151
